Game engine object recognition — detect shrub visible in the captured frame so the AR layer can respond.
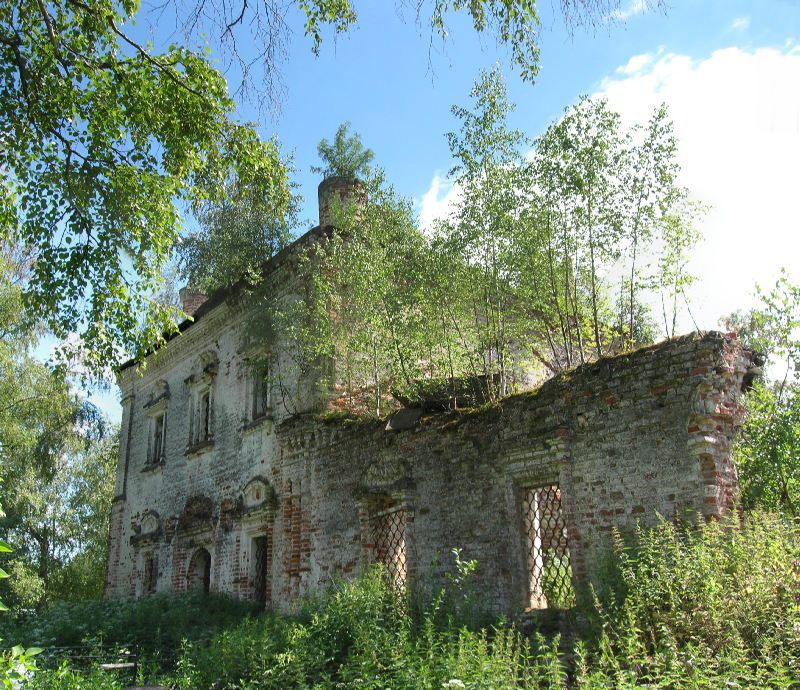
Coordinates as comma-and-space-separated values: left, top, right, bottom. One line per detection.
0, 592, 258, 655
579, 511, 800, 687
10, 512, 800, 688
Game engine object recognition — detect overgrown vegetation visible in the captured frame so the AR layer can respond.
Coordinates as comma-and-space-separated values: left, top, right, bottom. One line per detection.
0, 593, 258, 655
727, 271, 800, 516
311, 122, 375, 180
259, 68, 700, 415
4, 513, 796, 688
2, 0, 634, 377
0, 251, 114, 612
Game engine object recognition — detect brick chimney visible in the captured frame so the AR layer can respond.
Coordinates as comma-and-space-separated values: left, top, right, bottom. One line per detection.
317, 176, 365, 228
179, 287, 208, 317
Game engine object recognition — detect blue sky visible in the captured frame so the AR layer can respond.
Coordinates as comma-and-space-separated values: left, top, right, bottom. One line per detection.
85, 0, 800, 421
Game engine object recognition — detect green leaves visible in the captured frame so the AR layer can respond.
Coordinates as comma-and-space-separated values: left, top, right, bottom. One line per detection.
312, 122, 375, 181
278, 71, 697, 413
432, 1, 542, 81
736, 382, 800, 515
725, 273, 800, 516
0, 1, 294, 374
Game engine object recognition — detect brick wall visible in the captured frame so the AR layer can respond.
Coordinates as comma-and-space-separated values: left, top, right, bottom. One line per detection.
105, 330, 756, 617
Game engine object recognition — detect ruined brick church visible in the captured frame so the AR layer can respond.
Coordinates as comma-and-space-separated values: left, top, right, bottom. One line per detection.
104, 178, 758, 614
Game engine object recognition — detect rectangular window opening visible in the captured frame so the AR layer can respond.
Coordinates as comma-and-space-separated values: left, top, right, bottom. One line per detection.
143, 553, 157, 596
250, 365, 270, 420
251, 535, 270, 606
368, 508, 407, 594
150, 413, 165, 464
200, 391, 211, 441
523, 484, 575, 610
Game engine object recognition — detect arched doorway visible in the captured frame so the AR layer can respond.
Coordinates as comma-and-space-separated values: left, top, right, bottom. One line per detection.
187, 547, 211, 593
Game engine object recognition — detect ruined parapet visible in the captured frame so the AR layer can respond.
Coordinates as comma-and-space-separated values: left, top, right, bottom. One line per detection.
179, 286, 207, 317
270, 331, 757, 614
687, 332, 759, 517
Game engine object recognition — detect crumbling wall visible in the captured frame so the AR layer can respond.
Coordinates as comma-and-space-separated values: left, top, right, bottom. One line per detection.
105, 331, 755, 617
273, 332, 755, 614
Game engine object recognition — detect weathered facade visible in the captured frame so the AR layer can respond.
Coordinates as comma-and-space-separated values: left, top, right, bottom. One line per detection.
104, 188, 757, 615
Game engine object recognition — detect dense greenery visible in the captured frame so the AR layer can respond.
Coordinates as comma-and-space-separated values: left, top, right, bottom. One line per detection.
0, 2, 298, 373
177, 179, 300, 294
0, 593, 258, 655
4, 512, 796, 688
312, 122, 375, 180
1, 0, 627, 375
0, 249, 114, 611
268, 69, 699, 413
727, 272, 800, 516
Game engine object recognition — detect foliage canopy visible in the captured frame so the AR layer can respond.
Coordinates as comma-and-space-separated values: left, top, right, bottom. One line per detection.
311, 122, 375, 180
0, 1, 638, 374
273, 68, 698, 414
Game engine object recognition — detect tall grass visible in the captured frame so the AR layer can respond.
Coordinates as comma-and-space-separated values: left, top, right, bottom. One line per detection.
13, 511, 800, 689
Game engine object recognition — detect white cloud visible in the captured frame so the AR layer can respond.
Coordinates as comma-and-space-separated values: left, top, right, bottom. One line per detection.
610, 0, 648, 22
731, 16, 751, 31
417, 173, 461, 232
616, 52, 656, 76
597, 44, 800, 332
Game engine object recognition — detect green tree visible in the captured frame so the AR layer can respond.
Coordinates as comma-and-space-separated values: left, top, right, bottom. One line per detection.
436, 65, 531, 395
312, 122, 375, 180
0, 245, 111, 608
178, 177, 300, 294
278, 71, 699, 413
735, 383, 800, 515
1, 1, 296, 374
1, 1, 653, 376
285, 171, 430, 415
0, 431, 117, 606
726, 272, 800, 515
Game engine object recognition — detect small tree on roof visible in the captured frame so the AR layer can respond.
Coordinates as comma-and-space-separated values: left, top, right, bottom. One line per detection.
312, 122, 374, 180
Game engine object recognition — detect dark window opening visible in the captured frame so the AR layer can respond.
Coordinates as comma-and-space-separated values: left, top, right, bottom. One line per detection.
200, 391, 211, 441
188, 548, 211, 593
251, 366, 270, 420
143, 553, 157, 596
252, 535, 270, 607
151, 413, 165, 464
523, 484, 575, 610
368, 508, 407, 593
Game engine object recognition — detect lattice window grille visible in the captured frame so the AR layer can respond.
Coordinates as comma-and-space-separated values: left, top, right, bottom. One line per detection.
369, 509, 407, 593
523, 484, 575, 610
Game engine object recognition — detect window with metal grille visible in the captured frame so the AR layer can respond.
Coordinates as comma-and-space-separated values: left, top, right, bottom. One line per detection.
523, 483, 575, 610
368, 508, 407, 593
252, 535, 270, 606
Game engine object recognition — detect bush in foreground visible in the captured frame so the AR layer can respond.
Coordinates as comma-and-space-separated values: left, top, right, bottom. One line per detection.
1, 591, 258, 655
12, 511, 800, 688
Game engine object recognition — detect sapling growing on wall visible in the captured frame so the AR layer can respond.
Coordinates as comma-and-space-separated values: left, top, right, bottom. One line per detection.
312, 122, 375, 180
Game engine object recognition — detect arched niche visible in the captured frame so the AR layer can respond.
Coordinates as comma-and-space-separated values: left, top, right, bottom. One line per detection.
241, 477, 275, 510
140, 511, 160, 536
187, 547, 211, 593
